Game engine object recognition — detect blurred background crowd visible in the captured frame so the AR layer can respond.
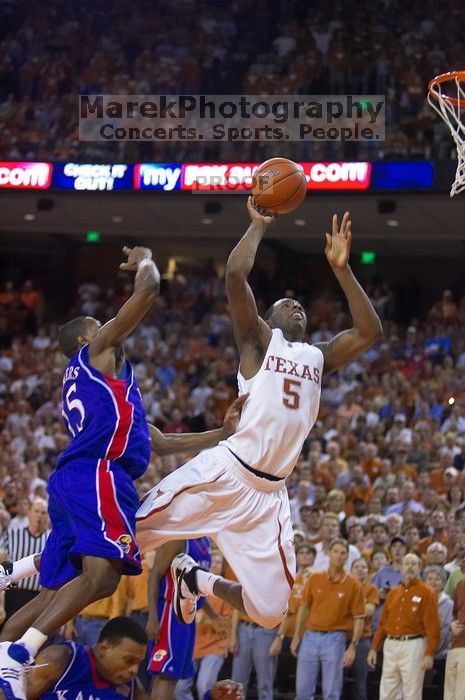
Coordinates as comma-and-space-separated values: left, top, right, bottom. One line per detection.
0, 0, 464, 163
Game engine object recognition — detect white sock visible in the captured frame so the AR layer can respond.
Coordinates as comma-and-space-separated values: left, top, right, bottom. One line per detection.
11, 555, 38, 583
19, 627, 47, 655
195, 569, 221, 596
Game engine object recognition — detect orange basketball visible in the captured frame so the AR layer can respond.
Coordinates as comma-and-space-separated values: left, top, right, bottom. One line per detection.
251, 157, 307, 214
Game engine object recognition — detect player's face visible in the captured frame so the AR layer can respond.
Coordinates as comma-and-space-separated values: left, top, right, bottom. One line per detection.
98, 638, 147, 685
269, 299, 307, 341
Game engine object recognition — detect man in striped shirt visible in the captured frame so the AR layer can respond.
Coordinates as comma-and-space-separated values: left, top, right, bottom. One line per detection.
0, 498, 49, 620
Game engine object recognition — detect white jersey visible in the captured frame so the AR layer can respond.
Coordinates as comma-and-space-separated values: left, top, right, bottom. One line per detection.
222, 328, 324, 479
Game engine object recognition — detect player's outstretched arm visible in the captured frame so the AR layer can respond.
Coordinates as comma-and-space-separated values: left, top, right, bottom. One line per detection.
91, 246, 160, 353
148, 395, 248, 456
225, 197, 273, 353
26, 644, 71, 699
315, 212, 382, 373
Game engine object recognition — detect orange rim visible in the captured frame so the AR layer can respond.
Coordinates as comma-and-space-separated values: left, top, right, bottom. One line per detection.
428, 71, 465, 108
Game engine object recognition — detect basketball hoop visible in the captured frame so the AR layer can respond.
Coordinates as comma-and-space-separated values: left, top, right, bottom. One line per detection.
428, 71, 465, 197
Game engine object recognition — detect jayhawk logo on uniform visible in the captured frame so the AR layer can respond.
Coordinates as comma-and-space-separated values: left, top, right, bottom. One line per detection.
117, 534, 133, 553
152, 649, 168, 662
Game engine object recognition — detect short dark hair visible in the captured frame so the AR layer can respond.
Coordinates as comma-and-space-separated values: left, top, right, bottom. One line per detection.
296, 543, 317, 556
98, 616, 148, 647
371, 521, 388, 533
58, 316, 88, 358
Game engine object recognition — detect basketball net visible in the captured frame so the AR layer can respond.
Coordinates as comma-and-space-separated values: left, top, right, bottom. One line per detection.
428, 72, 465, 197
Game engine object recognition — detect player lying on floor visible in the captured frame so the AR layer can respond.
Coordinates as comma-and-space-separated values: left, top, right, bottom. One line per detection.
0, 616, 244, 700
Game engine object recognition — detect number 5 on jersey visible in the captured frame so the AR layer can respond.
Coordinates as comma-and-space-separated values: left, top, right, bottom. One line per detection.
65, 382, 85, 435
283, 378, 301, 410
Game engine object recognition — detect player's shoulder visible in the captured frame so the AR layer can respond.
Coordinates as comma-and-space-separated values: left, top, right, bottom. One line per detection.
34, 642, 74, 678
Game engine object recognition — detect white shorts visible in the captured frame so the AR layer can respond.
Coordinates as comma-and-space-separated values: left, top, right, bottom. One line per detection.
136, 445, 296, 627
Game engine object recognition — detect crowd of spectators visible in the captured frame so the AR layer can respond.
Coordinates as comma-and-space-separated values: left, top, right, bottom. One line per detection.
2, 264, 465, 696
1, 0, 464, 163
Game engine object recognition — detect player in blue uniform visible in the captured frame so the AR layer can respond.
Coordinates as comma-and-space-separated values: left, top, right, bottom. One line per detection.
0, 615, 244, 700
0, 246, 247, 700
23, 616, 148, 700
0, 245, 161, 698
146, 539, 212, 700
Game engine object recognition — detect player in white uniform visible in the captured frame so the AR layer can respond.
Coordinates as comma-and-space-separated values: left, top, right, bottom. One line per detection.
136, 198, 383, 629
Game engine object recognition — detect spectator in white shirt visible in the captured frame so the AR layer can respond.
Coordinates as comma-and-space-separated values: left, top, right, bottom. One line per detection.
313, 513, 360, 572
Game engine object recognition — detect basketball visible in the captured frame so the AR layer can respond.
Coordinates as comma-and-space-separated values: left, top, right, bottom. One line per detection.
251, 157, 307, 214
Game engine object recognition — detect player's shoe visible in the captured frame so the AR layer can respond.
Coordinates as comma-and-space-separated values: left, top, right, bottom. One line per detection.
171, 553, 203, 625
0, 562, 15, 592
0, 641, 31, 700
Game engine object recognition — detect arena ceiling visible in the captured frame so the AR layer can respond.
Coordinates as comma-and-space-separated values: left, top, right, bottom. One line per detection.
1, 190, 465, 258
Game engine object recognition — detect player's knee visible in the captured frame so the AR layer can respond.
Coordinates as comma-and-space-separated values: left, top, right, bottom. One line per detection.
85, 568, 120, 601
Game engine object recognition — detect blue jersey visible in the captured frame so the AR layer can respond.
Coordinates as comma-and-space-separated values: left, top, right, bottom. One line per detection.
149, 538, 212, 678
57, 344, 150, 479
41, 642, 136, 700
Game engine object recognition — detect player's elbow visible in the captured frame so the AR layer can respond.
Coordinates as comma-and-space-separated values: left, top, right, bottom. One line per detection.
362, 319, 383, 346
226, 264, 247, 282
151, 438, 171, 456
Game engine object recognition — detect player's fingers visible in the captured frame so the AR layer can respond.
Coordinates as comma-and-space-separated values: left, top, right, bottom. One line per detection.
325, 232, 332, 248
233, 393, 249, 407
332, 213, 338, 234
122, 245, 131, 254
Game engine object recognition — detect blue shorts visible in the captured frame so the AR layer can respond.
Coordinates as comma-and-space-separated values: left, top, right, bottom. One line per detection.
148, 595, 195, 679
40, 458, 141, 588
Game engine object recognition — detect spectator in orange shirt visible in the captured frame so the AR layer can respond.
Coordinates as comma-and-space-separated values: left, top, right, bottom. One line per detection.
391, 446, 418, 483
350, 557, 379, 700
336, 391, 364, 430
321, 441, 348, 480
368, 553, 440, 700
308, 454, 335, 492
361, 443, 382, 482
418, 509, 450, 556
430, 453, 456, 495
20, 280, 44, 325
291, 539, 365, 700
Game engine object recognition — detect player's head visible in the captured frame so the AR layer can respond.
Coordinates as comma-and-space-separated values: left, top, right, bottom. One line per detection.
58, 316, 102, 358
264, 298, 307, 342
94, 616, 147, 686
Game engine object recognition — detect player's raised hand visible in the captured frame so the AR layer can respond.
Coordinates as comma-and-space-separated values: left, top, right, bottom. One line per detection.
247, 196, 275, 227
325, 212, 352, 270
222, 394, 249, 438
119, 246, 153, 272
